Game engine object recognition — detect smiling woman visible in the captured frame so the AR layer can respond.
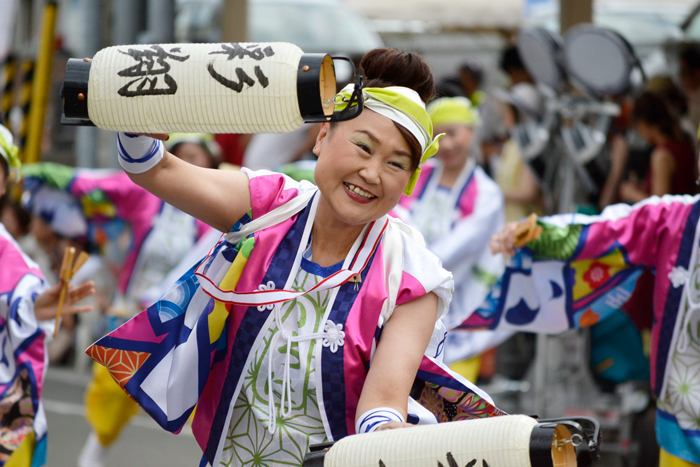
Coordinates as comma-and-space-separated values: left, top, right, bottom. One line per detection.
86, 48, 505, 467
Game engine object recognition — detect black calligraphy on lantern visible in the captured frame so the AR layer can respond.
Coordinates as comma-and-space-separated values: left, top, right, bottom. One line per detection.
378, 453, 490, 467
207, 43, 275, 93
210, 43, 275, 61
117, 45, 190, 97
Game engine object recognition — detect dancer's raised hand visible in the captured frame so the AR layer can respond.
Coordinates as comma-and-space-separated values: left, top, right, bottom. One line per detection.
34, 281, 95, 321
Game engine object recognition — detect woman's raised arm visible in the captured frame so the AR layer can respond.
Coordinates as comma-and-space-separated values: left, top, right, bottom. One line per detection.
119, 133, 251, 232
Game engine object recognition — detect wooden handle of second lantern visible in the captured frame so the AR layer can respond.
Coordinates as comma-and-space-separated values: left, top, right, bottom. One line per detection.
513, 213, 543, 248
53, 247, 76, 338
72, 251, 90, 275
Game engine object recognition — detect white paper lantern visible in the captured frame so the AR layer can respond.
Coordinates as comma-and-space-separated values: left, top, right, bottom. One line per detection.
303, 415, 599, 467
62, 42, 351, 134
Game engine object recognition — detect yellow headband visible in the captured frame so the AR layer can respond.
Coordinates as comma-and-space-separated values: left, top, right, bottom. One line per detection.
428, 97, 479, 128
336, 85, 444, 196
0, 124, 21, 178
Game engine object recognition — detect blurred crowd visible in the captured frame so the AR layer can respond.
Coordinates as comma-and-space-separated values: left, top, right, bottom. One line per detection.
5, 39, 700, 387
4, 38, 700, 467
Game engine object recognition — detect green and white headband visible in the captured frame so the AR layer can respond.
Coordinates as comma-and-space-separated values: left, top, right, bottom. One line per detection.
335, 85, 443, 196
0, 124, 21, 179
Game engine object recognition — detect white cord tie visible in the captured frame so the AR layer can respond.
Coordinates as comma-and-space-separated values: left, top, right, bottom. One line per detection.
677, 305, 700, 353
266, 303, 344, 435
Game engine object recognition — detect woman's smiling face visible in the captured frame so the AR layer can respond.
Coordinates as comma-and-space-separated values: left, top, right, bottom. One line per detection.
313, 109, 415, 227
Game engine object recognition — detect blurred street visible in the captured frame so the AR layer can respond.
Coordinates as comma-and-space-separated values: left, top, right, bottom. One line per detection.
43, 367, 201, 467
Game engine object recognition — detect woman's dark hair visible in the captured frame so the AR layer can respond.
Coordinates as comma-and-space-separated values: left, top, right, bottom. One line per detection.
632, 91, 685, 142
499, 45, 526, 74
681, 45, 700, 73
170, 141, 217, 169
646, 76, 688, 117
346, 48, 436, 171
460, 60, 484, 86
360, 48, 436, 103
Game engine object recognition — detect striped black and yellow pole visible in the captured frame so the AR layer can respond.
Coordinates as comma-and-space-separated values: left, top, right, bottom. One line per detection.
16, 58, 34, 156
23, 0, 58, 164
1, 53, 17, 124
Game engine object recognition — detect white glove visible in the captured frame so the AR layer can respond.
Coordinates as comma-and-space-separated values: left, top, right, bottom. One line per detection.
117, 132, 164, 174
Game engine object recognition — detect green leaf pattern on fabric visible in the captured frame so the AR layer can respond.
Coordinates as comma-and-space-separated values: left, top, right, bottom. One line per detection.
658, 255, 700, 432
219, 268, 331, 467
528, 222, 583, 261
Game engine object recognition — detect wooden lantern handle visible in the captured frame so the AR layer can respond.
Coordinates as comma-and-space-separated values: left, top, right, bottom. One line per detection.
53, 248, 90, 338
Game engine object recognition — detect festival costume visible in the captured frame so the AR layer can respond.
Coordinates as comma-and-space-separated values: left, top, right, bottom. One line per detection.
87, 169, 505, 466
460, 195, 700, 464
22, 163, 212, 450
0, 125, 51, 467
219, 247, 337, 466
395, 158, 507, 363
0, 224, 50, 467
87, 84, 503, 466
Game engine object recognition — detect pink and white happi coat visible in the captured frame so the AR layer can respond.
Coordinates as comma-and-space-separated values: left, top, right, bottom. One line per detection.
0, 224, 50, 466
87, 169, 506, 467
460, 195, 700, 463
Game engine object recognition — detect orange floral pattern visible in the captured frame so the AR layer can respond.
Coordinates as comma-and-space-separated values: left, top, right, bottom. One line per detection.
87, 345, 150, 389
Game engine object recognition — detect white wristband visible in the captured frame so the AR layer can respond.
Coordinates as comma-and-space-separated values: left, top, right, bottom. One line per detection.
355, 407, 405, 434
117, 132, 164, 174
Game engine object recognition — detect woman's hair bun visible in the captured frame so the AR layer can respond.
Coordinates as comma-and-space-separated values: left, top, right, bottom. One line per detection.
360, 48, 436, 104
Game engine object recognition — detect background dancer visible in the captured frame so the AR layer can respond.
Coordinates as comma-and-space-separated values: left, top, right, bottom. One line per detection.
21, 134, 218, 467
394, 96, 508, 381
0, 124, 94, 467
20, 185, 107, 367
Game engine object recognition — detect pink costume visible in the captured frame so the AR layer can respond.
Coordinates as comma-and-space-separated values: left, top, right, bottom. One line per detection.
22, 163, 211, 312
460, 195, 700, 463
0, 224, 50, 466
